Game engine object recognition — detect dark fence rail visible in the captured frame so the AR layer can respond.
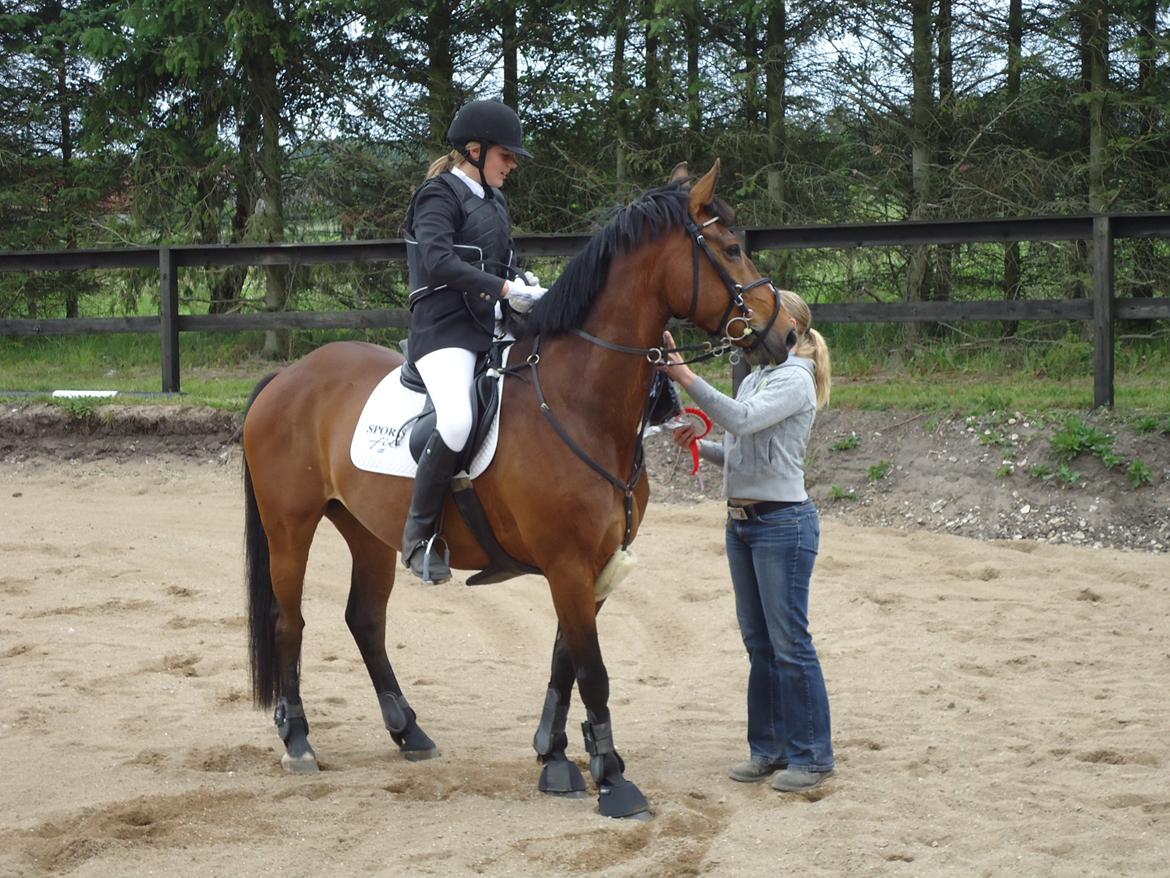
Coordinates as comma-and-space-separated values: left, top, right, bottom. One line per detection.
2, 213, 1169, 407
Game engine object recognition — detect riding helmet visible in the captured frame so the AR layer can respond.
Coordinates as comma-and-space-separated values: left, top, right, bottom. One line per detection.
447, 100, 533, 158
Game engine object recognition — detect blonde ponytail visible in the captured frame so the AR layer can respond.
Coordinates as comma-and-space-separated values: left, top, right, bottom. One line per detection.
424, 142, 480, 180
426, 149, 463, 179
796, 328, 832, 409
779, 289, 832, 409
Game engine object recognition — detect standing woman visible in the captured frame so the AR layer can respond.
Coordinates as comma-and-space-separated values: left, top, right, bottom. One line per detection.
401, 99, 546, 584
660, 289, 836, 792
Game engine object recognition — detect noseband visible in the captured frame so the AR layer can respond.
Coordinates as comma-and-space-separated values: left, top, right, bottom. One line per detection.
683, 213, 785, 365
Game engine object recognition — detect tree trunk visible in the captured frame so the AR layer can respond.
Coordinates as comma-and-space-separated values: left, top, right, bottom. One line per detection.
612, 12, 629, 183
1130, 0, 1158, 300
642, 0, 659, 140
1085, 0, 1108, 215
764, 1, 786, 220
55, 29, 79, 320
906, 0, 934, 314
425, 5, 456, 149
211, 110, 260, 315
685, 4, 700, 138
934, 0, 954, 307
502, 2, 518, 110
243, 0, 290, 356
1003, 0, 1023, 335
743, 15, 760, 130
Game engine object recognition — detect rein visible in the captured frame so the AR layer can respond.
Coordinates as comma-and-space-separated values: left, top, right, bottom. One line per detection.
569, 328, 731, 367
503, 210, 785, 549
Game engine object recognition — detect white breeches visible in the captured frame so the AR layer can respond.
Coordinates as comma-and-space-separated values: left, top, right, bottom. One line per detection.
415, 346, 477, 452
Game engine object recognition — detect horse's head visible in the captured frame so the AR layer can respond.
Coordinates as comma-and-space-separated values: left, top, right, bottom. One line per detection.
668, 160, 793, 365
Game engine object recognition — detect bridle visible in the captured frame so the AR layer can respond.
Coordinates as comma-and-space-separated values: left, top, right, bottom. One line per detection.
570, 211, 791, 366
683, 213, 790, 365
503, 209, 794, 551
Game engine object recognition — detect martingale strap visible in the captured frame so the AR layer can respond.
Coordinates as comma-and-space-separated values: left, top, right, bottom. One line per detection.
505, 334, 652, 550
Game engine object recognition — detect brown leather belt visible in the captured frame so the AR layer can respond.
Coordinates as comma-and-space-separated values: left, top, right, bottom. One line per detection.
727, 500, 802, 520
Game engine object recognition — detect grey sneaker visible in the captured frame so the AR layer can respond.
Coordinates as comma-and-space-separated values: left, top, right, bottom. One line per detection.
771, 767, 836, 792
729, 758, 786, 783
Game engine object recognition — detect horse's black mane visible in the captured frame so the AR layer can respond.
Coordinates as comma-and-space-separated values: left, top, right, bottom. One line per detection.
520, 182, 730, 336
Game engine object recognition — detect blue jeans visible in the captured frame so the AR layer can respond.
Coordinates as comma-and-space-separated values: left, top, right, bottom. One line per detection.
726, 500, 835, 772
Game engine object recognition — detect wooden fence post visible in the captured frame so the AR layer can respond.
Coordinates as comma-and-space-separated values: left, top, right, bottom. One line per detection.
159, 247, 180, 393
1091, 215, 1114, 409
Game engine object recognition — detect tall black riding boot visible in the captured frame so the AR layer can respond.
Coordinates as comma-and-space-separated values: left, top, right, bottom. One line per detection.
402, 431, 461, 584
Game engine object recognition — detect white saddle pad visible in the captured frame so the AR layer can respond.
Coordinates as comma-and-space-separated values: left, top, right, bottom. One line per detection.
349, 346, 511, 480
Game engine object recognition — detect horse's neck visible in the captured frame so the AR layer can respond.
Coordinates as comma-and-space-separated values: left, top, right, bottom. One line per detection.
558, 257, 672, 433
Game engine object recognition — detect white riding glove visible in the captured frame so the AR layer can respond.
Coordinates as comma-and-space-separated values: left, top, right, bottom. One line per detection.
521, 270, 541, 287
505, 279, 547, 313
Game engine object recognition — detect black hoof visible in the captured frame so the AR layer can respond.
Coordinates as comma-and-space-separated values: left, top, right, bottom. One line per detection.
402, 747, 440, 762
396, 721, 439, 762
539, 757, 587, 797
597, 777, 651, 819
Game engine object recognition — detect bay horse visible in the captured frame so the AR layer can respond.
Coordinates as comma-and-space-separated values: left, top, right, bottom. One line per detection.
241, 161, 793, 819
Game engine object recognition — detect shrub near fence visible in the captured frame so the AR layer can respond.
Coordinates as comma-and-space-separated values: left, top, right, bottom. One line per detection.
2, 214, 1168, 407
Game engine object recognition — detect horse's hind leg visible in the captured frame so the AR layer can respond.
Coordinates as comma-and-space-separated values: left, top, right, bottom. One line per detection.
532, 626, 586, 796
328, 502, 439, 761
267, 524, 320, 773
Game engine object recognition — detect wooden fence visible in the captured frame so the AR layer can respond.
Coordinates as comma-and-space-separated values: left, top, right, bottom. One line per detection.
2, 213, 1169, 407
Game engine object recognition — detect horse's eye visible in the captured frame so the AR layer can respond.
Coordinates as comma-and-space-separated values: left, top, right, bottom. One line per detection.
725, 244, 741, 258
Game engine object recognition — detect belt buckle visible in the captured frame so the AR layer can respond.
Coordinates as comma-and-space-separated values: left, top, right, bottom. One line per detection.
727, 506, 748, 521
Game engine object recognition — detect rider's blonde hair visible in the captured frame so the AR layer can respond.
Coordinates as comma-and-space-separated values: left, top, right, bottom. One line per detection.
779, 289, 831, 409
425, 142, 481, 179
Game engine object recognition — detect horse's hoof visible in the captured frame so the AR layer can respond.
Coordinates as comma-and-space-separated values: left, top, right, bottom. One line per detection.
597, 778, 651, 819
281, 751, 319, 774
539, 759, 587, 797
544, 789, 589, 799
401, 746, 440, 762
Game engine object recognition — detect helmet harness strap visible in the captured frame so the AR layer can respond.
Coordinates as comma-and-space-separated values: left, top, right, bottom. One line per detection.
457, 145, 494, 201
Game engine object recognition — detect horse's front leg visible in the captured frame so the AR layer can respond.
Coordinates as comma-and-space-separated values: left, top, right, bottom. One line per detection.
551, 577, 650, 820
532, 626, 586, 797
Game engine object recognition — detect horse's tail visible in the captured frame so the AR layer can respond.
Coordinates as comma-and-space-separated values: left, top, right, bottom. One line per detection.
243, 372, 280, 710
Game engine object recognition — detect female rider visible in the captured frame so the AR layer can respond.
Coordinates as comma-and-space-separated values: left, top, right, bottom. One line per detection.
401, 99, 545, 584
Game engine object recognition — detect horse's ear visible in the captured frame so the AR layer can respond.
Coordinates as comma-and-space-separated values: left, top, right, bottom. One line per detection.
689, 159, 721, 209
668, 162, 690, 184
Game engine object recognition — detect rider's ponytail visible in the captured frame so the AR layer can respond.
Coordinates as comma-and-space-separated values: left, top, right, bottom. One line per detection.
425, 142, 481, 179
780, 289, 832, 409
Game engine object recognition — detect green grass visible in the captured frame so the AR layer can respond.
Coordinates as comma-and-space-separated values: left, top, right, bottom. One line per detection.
831, 434, 862, 452
0, 329, 407, 409
2, 328, 1169, 417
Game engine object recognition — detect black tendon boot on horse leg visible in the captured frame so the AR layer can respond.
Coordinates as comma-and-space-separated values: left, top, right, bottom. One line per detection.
533, 687, 587, 797
402, 431, 460, 584
379, 690, 439, 761
275, 697, 318, 773
533, 627, 586, 796
582, 711, 651, 819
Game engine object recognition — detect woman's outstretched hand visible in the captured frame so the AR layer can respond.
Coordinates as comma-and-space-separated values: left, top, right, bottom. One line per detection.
671, 425, 698, 448
657, 330, 697, 390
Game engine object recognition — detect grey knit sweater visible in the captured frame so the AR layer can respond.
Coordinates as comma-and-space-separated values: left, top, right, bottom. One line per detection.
686, 356, 817, 503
